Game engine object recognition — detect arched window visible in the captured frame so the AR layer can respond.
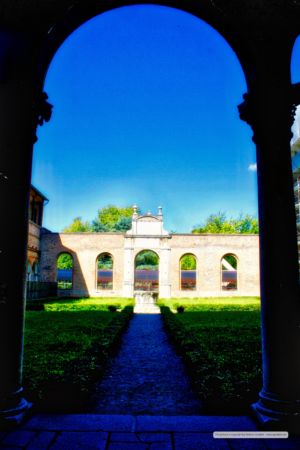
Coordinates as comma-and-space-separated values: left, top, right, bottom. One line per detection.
27, 262, 32, 281
134, 250, 159, 292
32, 262, 40, 282
97, 253, 113, 290
221, 254, 238, 290
180, 254, 197, 290
57, 253, 73, 290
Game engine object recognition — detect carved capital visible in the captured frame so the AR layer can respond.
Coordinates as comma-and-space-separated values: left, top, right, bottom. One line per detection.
239, 86, 300, 143
32, 91, 53, 143
238, 93, 257, 142
290, 83, 300, 123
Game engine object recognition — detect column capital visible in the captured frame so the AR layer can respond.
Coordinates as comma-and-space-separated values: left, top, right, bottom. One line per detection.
238, 84, 300, 143
32, 91, 52, 143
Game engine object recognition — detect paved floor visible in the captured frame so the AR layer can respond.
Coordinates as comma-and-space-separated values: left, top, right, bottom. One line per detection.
93, 314, 202, 415
1, 414, 300, 449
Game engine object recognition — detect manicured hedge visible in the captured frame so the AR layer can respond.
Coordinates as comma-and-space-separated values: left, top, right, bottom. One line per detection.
160, 305, 262, 414
23, 304, 133, 412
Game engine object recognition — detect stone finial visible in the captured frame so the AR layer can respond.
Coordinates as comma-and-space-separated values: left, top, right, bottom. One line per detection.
132, 204, 138, 219
158, 206, 163, 216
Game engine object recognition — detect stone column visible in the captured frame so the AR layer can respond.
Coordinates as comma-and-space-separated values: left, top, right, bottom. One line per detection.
239, 77, 300, 428
123, 237, 134, 297
0, 33, 52, 424
159, 244, 171, 298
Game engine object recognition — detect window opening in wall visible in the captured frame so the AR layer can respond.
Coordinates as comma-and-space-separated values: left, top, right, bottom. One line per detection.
180, 254, 197, 290
97, 253, 113, 289
57, 253, 73, 290
221, 254, 237, 290
32, 262, 40, 282
27, 262, 32, 281
134, 250, 159, 291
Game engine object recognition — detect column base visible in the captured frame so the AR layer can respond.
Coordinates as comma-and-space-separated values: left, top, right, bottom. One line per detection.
0, 388, 32, 429
252, 390, 300, 433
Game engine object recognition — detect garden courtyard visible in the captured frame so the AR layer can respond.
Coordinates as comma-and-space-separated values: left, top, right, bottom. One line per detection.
3, 296, 300, 449
23, 296, 261, 416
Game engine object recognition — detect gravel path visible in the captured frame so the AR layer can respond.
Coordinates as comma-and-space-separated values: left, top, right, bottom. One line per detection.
93, 314, 203, 415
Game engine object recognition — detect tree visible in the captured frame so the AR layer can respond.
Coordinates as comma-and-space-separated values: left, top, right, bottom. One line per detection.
181, 254, 196, 270
192, 212, 259, 234
114, 216, 132, 231
91, 205, 136, 232
62, 217, 91, 232
57, 253, 73, 270
135, 250, 159, 269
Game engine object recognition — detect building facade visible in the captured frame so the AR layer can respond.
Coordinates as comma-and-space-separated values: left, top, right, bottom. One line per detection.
27, 186, 48, 281
40, 207, 260, 298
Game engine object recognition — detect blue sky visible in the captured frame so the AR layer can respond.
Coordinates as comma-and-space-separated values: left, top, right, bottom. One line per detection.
32, 4, 260, 232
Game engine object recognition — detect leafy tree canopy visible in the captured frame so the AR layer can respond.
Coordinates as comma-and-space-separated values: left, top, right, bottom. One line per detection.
62, 217, 91, 233
181, 254, 196, 270
135, 250, 159, 269
92, 205, 135, 232
192, 212, 259, 234
57, 253, 73, 270
62, 205, 138, 233
97, 253, 113, 269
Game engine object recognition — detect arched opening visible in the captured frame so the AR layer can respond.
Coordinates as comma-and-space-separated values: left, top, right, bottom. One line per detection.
134, 250, 159, 292
96, 253, 113, 290
221, 254, 238, 290
27, 261, 32, 281
290, 35, 300, 276
180, 253, 197, 290
56, 252, 73, 290
32, 262, 40, 282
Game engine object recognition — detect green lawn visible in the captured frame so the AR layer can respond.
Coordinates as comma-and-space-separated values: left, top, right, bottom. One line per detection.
23, 298, 133, 412
159, 297, 262, 414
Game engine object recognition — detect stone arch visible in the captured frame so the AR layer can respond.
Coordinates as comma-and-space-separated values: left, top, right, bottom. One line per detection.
179, 253, 197, 291
96, 252, 114, 290
2, 0, 300, 429
221, 253, 238, 291
134, 249, 159, 292
36, 2, 250, 91
56, 252, 74, 291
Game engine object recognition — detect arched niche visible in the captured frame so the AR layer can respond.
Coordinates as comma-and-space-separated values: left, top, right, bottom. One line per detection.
56, 252, 73, 290
221, 253, 238, 291
180, 253, 197, 290
96, 253, 113, 290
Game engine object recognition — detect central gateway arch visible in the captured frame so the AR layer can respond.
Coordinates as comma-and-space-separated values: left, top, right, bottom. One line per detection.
123, 206, 171, 299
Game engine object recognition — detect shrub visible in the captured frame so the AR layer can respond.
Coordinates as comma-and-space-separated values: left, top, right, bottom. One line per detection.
108, 305, 117, 312
177, 305, 185, 313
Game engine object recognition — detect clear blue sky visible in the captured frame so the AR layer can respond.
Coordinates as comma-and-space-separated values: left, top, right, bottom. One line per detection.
32, 4, 260, 232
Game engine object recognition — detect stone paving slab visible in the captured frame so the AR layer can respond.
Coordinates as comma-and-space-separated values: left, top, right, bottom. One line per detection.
174, 432, 231, 449
23, 414, 135, 432
26, 431, 56, 450
135, 415, 257, 432
1, 430, 36, 447
50, 431, 107, 450
2, 414, 300, 449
